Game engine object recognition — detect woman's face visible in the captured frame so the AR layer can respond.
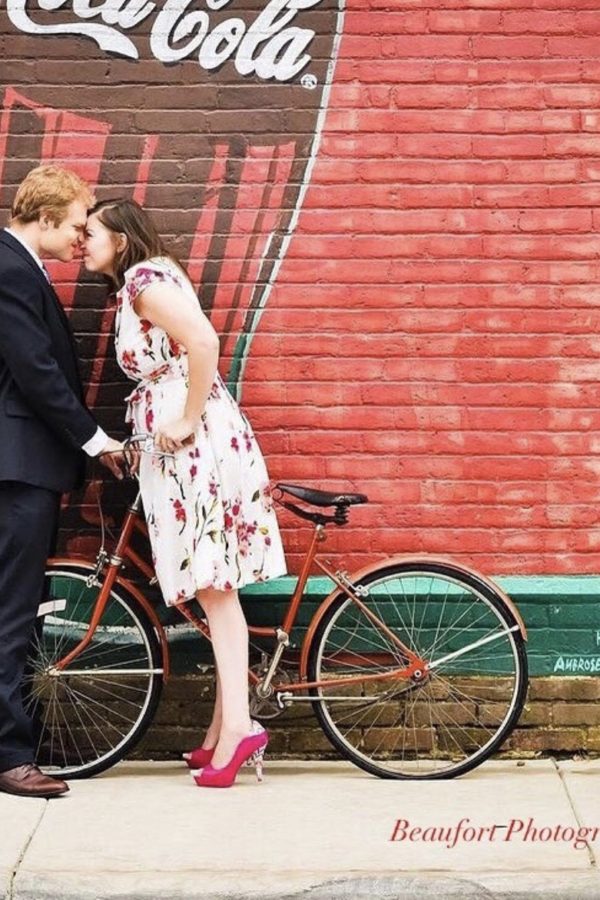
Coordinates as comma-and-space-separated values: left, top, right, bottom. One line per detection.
83, 213, 124, 275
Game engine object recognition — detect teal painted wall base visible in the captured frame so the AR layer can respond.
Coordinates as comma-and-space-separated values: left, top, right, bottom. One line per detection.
491, 576, 600, 677
157, 575, 600, 677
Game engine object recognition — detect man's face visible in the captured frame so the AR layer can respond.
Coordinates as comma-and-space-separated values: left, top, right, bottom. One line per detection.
39, 199, 88, 262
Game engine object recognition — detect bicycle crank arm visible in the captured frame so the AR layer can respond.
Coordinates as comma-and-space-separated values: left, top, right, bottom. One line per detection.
426, 624, 521, 671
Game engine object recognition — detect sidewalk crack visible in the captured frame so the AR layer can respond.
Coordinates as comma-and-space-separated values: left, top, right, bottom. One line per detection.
7, 800, 48, 900
552, 757, 597, 869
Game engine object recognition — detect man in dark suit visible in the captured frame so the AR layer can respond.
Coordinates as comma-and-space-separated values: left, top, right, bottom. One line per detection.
0, 165, 124, 798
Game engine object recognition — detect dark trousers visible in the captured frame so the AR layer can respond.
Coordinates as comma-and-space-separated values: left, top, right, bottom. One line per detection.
0, 481, 60, 773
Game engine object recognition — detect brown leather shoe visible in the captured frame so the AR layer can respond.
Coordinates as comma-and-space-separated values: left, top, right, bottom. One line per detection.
0, 764, 69, 798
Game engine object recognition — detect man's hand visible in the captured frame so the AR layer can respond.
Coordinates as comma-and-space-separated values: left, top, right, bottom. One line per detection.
99, 437, 126, 480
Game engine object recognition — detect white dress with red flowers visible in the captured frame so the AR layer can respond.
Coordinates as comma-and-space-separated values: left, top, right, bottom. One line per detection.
114, 256, 287, 606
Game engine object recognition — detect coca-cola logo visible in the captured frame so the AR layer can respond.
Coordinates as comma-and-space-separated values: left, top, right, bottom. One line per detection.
7, 0, 322, 82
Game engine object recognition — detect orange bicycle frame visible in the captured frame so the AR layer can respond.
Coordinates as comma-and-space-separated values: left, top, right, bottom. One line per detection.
49, 493, 526, 696
52, 495, 171, 678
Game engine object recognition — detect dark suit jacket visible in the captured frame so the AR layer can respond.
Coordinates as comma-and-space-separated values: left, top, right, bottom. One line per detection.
0, 229, 98, 492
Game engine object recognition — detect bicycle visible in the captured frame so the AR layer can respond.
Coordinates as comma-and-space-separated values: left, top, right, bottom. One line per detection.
25, 433, 528, 781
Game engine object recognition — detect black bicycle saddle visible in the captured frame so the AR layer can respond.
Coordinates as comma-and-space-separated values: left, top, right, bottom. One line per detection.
275, 483, 368, 508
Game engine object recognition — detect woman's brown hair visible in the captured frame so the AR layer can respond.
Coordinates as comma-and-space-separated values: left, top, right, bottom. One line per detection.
88, 198, 186, 290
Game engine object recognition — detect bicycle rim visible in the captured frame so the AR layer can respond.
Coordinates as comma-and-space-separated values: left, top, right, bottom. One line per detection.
24, 567, 163, 779
308, 563, 528, 779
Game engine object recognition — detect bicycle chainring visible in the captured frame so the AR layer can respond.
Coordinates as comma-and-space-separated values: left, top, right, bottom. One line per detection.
249, 665, 293, 719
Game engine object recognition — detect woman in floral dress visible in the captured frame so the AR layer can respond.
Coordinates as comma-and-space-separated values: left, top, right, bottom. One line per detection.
83, 199, 286, 787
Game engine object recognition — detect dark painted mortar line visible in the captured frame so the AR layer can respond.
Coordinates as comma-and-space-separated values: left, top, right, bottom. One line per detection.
7, 801, 48, 900
552, 758, 597, 869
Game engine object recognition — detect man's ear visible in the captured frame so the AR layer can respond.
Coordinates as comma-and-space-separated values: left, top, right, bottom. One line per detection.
38, 210, 55, 231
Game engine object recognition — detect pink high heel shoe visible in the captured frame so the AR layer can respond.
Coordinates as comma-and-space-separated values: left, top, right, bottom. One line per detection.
192, 722, 269, 788
183, 719, 263, 770
182, 745, 215, 769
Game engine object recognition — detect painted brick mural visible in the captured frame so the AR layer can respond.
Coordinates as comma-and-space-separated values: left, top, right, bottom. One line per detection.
2, 0, 600, 587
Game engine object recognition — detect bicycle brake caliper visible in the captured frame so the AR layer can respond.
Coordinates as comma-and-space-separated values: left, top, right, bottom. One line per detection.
335, 569, 369, 598
86, 549, 109, 588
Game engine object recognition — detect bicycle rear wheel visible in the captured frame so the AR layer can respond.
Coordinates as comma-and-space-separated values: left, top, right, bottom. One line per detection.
24, 564, 163, 779
307, 561, 528, 779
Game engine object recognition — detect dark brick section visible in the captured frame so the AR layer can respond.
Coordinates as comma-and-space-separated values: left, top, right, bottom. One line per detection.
134, 674, 336, 760
132, 675, 600, 762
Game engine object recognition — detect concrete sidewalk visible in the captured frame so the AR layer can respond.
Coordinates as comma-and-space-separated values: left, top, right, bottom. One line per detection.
1, 759, 599, 900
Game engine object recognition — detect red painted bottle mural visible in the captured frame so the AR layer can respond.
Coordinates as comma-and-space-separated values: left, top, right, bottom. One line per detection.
0, 0, 345, 401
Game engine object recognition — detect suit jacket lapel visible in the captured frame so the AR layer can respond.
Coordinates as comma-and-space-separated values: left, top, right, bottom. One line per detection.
46, 277, 75, 332
1, 229, 52, 291
1, 228, 74, 326
0, 229, 83, 381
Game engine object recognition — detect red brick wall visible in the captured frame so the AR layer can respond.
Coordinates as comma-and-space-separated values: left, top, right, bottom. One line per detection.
245, 1, 600, 575
1, 1, 599, 577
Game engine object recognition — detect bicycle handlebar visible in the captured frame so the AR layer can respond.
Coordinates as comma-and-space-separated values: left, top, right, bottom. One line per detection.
98, 433, 175, 481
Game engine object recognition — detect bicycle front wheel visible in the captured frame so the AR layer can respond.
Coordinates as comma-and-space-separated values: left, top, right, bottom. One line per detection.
24, 564, 164, 779
307, 561, 528, 779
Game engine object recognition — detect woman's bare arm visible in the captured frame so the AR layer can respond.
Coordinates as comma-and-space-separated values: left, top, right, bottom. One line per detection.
134, 279, 220, 452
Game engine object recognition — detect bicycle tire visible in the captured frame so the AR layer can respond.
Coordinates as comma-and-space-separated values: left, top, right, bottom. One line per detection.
307, 560, 528, 779
26, 564, 164, 780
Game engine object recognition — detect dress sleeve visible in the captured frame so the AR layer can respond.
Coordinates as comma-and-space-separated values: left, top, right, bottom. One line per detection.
123, 259, 185, 305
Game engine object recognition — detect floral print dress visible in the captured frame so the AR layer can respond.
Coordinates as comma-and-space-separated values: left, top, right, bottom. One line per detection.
114, 256, 287, 606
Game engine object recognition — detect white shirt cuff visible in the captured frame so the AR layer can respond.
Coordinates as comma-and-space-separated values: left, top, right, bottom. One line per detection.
82, 427, 110, 457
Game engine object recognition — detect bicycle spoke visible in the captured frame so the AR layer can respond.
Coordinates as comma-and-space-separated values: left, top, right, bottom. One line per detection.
69, 675, 150, 707
57, 680, 115, 760
55, 681, 98, 767
422, 601, 500, 661
52, 687, 81, 767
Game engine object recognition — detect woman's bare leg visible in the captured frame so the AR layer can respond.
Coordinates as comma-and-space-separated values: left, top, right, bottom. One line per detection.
195, 586, 252, 768
202, 665, 222, 748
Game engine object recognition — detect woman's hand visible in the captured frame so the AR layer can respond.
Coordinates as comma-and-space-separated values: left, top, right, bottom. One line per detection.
123, 445, 141, 477
155, 416, 197, 454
